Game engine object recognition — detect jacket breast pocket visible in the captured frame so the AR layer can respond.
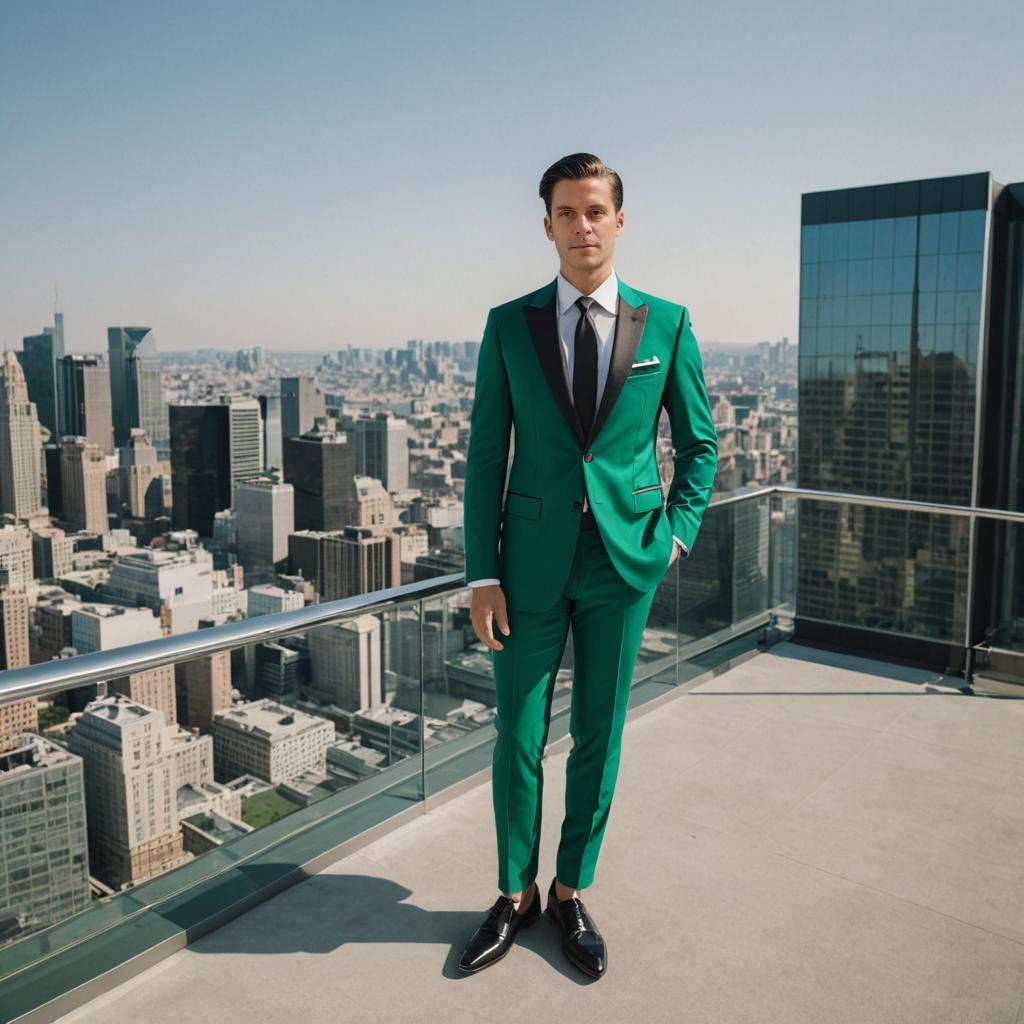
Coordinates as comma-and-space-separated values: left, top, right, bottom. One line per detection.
504, 490, 542, 520
625, 363, 662, 383
631, 483, 665, 513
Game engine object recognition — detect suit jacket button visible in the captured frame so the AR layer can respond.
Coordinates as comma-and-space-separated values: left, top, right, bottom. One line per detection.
583, 452, 594, 462
572, 500, 583, 510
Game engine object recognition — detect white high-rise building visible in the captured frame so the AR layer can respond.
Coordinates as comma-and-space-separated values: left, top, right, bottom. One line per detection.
308, 613, 382, 711
233, 479, 294, 583
228, 396, 263, 486
71, 605, 176, 724
66, 694, 226, 890
0, 350, 42, 517
104, 544, 215, 634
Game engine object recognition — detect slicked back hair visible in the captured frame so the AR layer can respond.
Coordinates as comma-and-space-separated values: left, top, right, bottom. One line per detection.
539, 153, 623, 216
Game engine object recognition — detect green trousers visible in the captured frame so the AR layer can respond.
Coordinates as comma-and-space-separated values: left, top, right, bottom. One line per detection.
490, 523, 659, 893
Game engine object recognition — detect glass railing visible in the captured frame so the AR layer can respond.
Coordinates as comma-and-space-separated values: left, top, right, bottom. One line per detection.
1, 483, 1020, 1021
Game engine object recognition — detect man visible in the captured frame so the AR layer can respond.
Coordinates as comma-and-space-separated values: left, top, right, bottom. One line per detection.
458, 153, 718, 979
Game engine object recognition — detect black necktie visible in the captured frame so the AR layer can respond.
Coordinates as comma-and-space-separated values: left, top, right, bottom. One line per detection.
573, 296, 598, 439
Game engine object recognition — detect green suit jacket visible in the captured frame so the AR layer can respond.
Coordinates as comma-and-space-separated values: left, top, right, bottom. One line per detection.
464, 275, 718, 612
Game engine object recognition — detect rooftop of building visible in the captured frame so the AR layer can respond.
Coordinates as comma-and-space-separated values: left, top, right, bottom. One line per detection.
0, 733, 77, 775
214, 698, 335, 739
45, 640, 1024, 1024
79, 693, 156, 725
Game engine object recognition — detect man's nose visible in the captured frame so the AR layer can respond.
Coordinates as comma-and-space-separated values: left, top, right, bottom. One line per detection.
575, 216, 591, 234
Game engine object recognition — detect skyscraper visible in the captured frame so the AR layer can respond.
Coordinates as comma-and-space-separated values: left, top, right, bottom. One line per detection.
60, 438, 109, 533
283, 418, 357, 531
56, 354, 114, 453
116, 428, 164, 520
356, 412, 410, 492
257, 392, 283, 470
797, 170, 1023, 677
280, 376, 325, 440
976, 179, 1024, 681
233, 478, 294, 584
0, 734, 90, 944
0, 350, 42, 518
18, 312, 65, 440
169, 398, 263, 537
107, 327, 169, 455
65, 694, 204, 888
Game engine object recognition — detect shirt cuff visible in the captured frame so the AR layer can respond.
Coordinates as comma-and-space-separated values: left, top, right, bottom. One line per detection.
467, 578, 501, 587
672, 536, 690, 559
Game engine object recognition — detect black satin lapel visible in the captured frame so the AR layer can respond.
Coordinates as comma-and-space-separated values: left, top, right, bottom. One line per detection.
587, 296, 649, 446
524, 299, 586, 447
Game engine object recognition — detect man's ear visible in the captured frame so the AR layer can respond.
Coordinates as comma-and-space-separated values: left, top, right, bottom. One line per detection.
543, 214, 554, 240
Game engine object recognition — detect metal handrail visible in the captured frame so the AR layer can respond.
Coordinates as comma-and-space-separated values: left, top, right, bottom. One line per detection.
770, 485, 1024, 524
2, 483, 1021, 705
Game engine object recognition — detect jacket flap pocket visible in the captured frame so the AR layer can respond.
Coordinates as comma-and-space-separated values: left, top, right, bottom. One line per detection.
632, 484, 665, 513
504, 490, 542, 520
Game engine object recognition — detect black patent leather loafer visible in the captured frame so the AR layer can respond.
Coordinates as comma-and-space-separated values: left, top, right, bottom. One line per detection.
545, 877, 606, 979
458, 882, 541, 973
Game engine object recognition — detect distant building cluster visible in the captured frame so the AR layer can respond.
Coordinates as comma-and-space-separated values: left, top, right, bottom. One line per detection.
0, 321, 532, 946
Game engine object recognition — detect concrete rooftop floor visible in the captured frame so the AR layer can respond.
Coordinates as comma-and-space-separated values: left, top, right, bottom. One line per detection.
54, 640, 1024, 1024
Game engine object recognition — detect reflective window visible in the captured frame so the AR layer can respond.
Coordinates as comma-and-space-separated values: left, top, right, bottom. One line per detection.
872, 218, 894, 258
936, 291, 957, 324
821, 221, 849, 261
892, 256, 916, 293
938, 210, 960, 254
892, 293, 913, 326
893, 216, 917, 257
800, 263, 818, 299
848, 259, 872, 296
848, 220, 873, 259
958, 209, 986, 253
956, 251, 982, 291
919, 214, 941, 255
871, 294, 892, 325
937, 253, 959, 291
801, 224, 820, 264
872, 258, 893, 293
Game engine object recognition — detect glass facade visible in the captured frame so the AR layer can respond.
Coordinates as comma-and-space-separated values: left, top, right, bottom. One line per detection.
974, 182, 1024, 672
797, 174, 990, 656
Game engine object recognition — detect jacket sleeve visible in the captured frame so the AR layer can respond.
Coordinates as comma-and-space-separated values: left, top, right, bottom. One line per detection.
661, 307, 718, 556
463, 308, 512, 582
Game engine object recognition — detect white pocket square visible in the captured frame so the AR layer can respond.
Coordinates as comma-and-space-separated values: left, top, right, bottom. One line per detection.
630, 357, 660, 369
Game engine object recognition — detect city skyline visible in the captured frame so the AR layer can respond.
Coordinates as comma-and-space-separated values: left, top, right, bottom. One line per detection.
3, 0, 1023, 352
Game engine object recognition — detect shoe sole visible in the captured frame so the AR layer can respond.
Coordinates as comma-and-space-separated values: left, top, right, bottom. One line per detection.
544, 902, 606, 980
457, 908, 541, 973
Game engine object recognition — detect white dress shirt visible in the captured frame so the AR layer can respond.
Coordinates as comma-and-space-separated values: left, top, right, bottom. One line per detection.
467, 268, 686, 588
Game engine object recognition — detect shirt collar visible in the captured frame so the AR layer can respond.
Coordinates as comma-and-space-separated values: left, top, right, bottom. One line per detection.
556, 267, 619, 317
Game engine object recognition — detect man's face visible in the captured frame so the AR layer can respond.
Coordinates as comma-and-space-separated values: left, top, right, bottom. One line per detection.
544, 176, 624, 278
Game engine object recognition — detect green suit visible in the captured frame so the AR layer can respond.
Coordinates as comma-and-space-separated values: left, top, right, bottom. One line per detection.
464, 274, 717, 892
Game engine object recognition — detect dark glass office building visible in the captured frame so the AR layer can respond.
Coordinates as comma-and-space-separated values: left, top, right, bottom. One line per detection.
18, 313, 65, 440
798, 172, 1024, 681
169, 405, 232, 537
283, 423, 356, 532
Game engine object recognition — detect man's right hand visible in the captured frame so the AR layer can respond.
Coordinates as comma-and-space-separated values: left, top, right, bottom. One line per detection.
471, 584, 511, 651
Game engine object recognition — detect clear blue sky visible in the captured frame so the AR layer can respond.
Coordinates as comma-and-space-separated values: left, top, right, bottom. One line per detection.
2, 0, 1022, 353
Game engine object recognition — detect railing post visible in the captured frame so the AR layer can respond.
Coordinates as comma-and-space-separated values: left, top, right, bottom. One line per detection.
419, 595, 426, 802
